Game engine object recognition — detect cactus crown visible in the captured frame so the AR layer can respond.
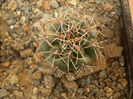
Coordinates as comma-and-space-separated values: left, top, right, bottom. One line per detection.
39, 8, 100, 75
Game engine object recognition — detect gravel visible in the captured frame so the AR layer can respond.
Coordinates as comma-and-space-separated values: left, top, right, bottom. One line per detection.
0, 0, 128, 98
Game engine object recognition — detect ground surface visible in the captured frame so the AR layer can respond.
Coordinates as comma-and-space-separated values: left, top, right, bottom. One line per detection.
0, 0, 128, 99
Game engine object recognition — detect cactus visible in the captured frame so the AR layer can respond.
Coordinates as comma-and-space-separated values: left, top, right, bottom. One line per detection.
38, 8, 103, 76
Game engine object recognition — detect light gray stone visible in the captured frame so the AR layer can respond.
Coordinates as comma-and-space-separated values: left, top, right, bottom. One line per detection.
32, 79, 41, 86
0, 89, 8, 98
17, 0, 23, 8
50, 0, 59, 9
86, 75, 91, 84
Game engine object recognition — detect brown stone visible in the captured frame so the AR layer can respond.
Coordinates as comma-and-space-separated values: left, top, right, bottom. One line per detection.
18, 70, 33, 89
24, 25, 30, 32
118, 78, 128, 88
61, 78, 78, 91
103, 44, 123, 58
32, 71, 42, 80
105, 87, 113, 97
2, 61, 10, 67
14, 90, 23, 98
20, 49, 33, 58
8, 0, 17, 10
12, 42, 24, 51
40, 88, 51, 96
43, 75, 55, 89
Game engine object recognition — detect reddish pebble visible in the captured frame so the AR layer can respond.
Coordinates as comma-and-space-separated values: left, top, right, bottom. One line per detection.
43, 0, 51, 11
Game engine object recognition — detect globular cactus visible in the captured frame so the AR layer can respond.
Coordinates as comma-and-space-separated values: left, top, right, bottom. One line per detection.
38, 8, 102, 76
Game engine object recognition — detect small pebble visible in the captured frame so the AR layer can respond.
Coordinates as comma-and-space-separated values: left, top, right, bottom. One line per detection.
40, 88, 51, 96
14, 90, 23, 98
112, 61, 119, 67
77, 88, 84, 95
118, 78, 128, 88
12, 42, 24, 51
95, 0, 102, 4
61, 78, 78, 91
17, 0, 23, 8
9, 74, 19, 85
20, 49, 33, 58
0, 89, 8, 98
117, 83, 124, 90
68, 0, 77, 5
103, 44, 123, 58
20, 16, 27, 25
32, 79, 41, 86
87, 91, 95, 98
77, 78, 86, 87
105, 87, 113, 97
114, 92, 120, 98
50, 0, 59, 8
100, 70, 107, 79
32, 71, 42, 80
43, 75, 55, 89
2, 61, 10, 67
8, 0, 17, 11
86, 75, 91, 84
43, 0, 51, 11
93, 80, 99, 87
33, 87, 38, 94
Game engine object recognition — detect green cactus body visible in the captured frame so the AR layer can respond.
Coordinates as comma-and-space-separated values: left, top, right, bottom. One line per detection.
39, 14, 98, 74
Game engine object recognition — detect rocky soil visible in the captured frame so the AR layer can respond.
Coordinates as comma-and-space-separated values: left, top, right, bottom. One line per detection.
0, 0, 128, 99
